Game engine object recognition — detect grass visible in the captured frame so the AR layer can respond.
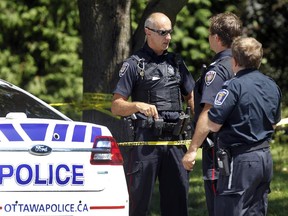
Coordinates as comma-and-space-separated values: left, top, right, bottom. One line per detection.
268, 142, 288, 216
149, 143, 288, 216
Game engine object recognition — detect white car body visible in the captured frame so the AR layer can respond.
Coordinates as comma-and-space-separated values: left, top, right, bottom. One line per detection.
0, 79, 129, 216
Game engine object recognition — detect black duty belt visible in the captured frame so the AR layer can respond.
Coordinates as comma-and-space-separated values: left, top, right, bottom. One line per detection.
228, 140, 270, 156
135, 120, 176, 132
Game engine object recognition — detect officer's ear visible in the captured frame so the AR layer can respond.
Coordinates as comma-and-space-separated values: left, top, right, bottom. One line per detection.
231, 57, 236, 66
214, 34, 222, 45
144, 27, 151, 36
231, 57, 238, 73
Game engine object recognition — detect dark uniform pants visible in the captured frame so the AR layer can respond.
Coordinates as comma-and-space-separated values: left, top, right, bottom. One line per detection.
204, 179, 217, 216
202, 144, 219, 216
124, 144, 189, 216
214, 147, 273, 216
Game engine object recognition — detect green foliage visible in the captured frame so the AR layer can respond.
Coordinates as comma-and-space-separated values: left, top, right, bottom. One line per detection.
273, 127, 288, 146
172, 0, 243, 79
131, 0, 148, 31
240, 0, 288, 105
273, 107, 288, 145
172, 5, 212, 75
0, 0, 82, 120
1, 0, 287, 119
269, 142, 288, 216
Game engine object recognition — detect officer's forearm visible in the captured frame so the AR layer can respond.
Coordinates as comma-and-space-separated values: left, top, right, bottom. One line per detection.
111, 99, 140, 117
112, 98, 158, 118
188, 121, 210, 152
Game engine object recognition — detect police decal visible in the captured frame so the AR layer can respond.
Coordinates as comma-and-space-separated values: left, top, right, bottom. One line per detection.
214, 89, 229, 105
167, 65, 175, 76
205, 71, 216, 86
119, 62, 129, 77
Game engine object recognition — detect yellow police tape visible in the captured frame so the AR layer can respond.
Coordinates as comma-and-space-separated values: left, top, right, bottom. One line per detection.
82, 92, 113, 106
50, 93, 113, 109
49, 92, 117, 118
81, 93, 116, 117
117, 139, 192, 146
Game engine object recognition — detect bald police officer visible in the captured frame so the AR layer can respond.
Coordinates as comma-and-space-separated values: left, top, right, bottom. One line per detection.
112, 12, 195, 216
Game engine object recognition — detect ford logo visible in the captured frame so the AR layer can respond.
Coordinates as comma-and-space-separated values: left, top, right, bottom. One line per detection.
29, 145, 52, 156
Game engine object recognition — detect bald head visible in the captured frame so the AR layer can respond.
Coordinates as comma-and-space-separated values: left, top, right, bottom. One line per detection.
144, 12, 171, 29
144, 12, 172, 55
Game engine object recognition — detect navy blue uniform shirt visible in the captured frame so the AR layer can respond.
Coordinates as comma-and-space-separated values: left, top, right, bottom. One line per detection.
193, 49, 233, 184
194, 49, 233, 123
113, 43, 195, 105
208, 69, 282, 149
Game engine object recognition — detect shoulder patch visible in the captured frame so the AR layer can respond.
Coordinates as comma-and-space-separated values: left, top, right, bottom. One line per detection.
214, 89, 229, 105
119, 62, 129, 77
205, 71, 216, 86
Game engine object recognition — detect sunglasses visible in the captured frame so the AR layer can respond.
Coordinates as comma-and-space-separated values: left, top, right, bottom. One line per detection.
145, 26, 173, 36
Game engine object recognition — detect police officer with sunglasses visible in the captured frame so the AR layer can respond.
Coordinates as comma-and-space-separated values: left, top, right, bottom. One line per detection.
112, 12, 195, 216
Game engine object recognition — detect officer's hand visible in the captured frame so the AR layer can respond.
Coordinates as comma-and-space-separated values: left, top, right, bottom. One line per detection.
182, 151, 196, 171
136, 102, 159, 119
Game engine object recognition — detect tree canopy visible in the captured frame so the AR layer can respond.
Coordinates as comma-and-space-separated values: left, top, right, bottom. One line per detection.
0, 0, 82, 118
0, 0, 287, 121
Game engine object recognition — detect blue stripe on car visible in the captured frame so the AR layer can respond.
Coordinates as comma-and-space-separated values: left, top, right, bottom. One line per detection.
91, 126, 102, 142
0, 123, 103, 143
72, 125, 86, 142
52, 124, 69, 141
21, 124, 48, 141
0, 124, 23, 141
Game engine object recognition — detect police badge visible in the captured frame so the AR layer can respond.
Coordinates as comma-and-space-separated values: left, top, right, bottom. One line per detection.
205, 70, 216, 86
214, 89, 229, 105
119, 62, 129, 77
167, 65, 175, 76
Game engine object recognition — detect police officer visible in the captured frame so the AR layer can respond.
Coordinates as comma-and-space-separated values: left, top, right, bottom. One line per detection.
207, 37, 282, 216
182, 12, 242, 216
111, 12, 195, 216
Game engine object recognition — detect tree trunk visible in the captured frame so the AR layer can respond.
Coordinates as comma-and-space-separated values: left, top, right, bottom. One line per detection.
77, 0, 131, 141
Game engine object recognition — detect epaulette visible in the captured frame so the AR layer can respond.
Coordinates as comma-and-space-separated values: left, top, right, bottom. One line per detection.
222, 78, 235, 88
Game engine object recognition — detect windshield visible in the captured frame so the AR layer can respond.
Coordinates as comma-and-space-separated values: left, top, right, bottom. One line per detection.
0, 83, 67, 120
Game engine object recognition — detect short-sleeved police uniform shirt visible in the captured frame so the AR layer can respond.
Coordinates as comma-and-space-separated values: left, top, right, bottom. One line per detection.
193, 49, 233, 181
194, 49, 233, 123
208, 69, 282, 149
113, 43, 195, 109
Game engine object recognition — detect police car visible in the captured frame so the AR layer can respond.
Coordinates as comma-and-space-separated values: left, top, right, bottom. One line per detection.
0, 79, 129, 216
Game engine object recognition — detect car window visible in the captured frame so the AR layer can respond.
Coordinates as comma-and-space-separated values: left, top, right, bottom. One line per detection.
0, 84, 67, 120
